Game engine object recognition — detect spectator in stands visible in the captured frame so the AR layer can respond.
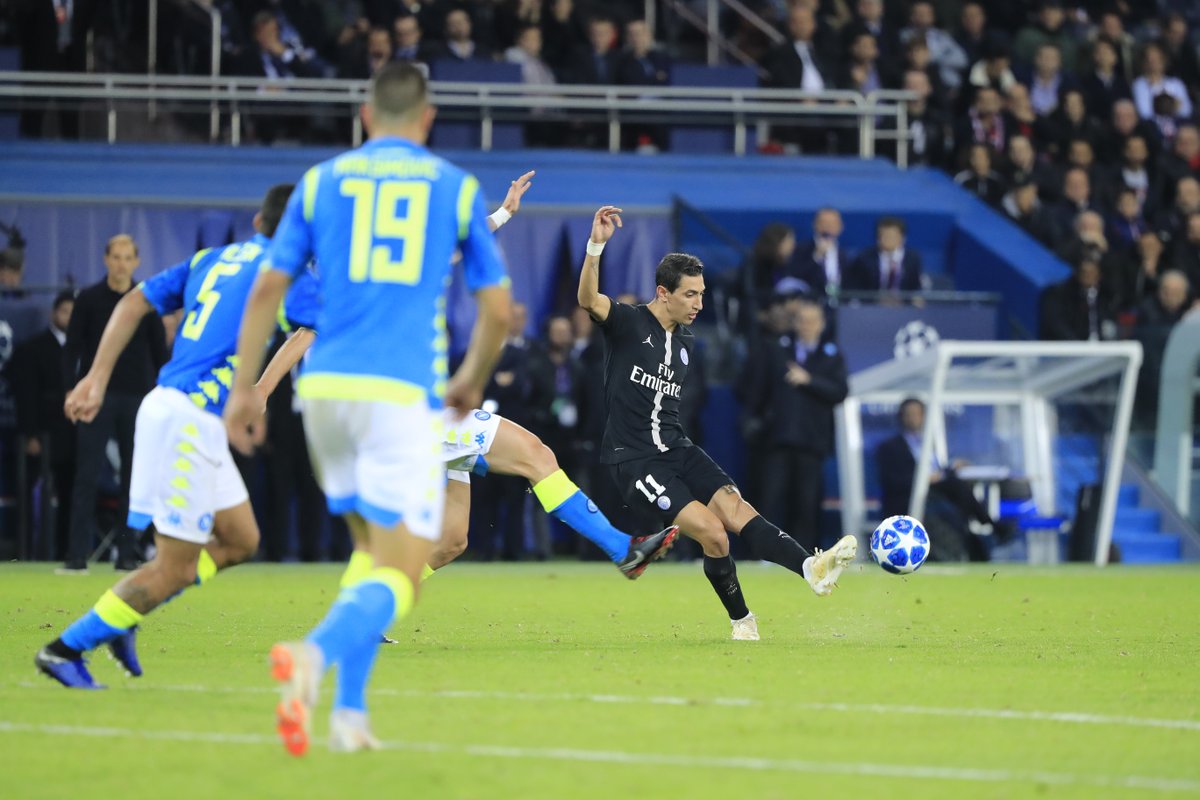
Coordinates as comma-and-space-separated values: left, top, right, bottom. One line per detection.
845, 216, 923, 292
955, 86, 1010, 153
955, 2, 989, 69
1110, 229, 1167, 312
879, 69, 946, 167
244, 10, 328, 80
392, 13, 434, 65
740, 300, 846, 552
1160, 12, 1200, 92
62, 235, 167, 574
12, 290, 74, 560
1079, 37, 1131, 123
1133, 269, 1194, 429
1159, 176, 1200, 240
1059, 139, 1105, 204
1004, 134, 1055, 198
427, 7, 492, 63
795, 207, 850, 300
966, 35, 1017, 100
1054, 167, 1101, 236
1091, 10, 1136, 83
1058, 209, 1112, 268
1100, 99, 1162, 165
540, 0, 589, 74
1005, 81, 1040, 143
1014, 0, 1079, 73
1002, 179, 1059, 247
1039, 256, 1117, 341
255, 0, 335, 64
617, 19, 670, 86
875, 397, 991, 562
762, 5, 834, 93
1159, 124, 1200, 203
841, 28, 895, 93
1169, 211, 1200, 288
1020, 44, 1075, 118
1041, 90, 1104, 162
954, 143, 1006, 207
847, 0, 900, 69
505, 23, 556, 86
338, 25, 394, 79
739, 222, 801, 323
1106, 134, 1160, 221
900, 1, 967, 91
1132, 42, 1193, 122
565, 15, 622, 84
1108, 187, 1150, 251
902, 37, 948, 112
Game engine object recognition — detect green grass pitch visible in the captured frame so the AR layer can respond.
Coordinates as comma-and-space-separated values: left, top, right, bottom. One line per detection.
2, 560, 1198, 799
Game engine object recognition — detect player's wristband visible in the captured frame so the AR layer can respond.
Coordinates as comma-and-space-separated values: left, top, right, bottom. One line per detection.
488, 207, 512, 229
586, 240, 606, 257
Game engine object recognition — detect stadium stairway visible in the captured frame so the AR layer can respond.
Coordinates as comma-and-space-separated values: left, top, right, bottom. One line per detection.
1054, 434, 1183, 564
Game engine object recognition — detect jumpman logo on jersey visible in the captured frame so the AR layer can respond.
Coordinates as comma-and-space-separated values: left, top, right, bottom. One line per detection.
642, 335, 653, 346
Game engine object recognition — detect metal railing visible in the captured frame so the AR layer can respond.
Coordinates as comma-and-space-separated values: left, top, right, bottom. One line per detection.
0, 71, 916, 160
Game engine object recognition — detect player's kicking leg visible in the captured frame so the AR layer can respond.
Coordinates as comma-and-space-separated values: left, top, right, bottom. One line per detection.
708, 484, 857, 597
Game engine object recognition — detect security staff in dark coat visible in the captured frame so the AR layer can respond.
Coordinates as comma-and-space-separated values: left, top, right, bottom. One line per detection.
740, 300, 847, 552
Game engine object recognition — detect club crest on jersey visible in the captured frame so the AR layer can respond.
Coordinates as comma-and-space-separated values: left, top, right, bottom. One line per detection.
657, 496, 672, 510
680, 347, 689, 366
474, 410, 491, 420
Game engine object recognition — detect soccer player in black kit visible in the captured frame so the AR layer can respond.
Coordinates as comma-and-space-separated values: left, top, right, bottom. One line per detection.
577, 205, 858, 640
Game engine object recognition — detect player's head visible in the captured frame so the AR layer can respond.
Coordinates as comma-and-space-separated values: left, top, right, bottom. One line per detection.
104, 234, 139, 284
653, 252, 704, 326
363, 62, 435, 142
254, 183, 296, 238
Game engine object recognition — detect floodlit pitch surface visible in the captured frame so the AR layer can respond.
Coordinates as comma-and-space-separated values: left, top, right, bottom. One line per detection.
2, 561, 1198, 799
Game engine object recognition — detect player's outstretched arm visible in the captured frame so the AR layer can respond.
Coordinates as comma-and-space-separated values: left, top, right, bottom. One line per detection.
64, 289, 155, 423
577, 205, 621, 323
254, 327, 315, 410
444, 284, 512, 415
226, 269, 292, 454
487, 170, 535, 233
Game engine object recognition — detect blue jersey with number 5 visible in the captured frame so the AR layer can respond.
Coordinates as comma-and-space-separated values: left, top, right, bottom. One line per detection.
140, 233, 268, 416
266, 136, 508, 408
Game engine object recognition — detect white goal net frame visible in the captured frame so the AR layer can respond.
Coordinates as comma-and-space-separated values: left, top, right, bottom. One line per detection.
835, 341, 1143, 566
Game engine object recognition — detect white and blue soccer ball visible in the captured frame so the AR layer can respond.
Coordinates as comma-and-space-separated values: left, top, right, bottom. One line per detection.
870, 515, 930, 574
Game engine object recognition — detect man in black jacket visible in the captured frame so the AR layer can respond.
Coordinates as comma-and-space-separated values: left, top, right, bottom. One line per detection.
14, 291, 75, 560
61, 235, 167, 573
741, 301, 847, 552
844, 216, 924, 292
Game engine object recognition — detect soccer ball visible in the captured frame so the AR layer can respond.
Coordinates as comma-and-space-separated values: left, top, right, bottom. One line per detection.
870, 515, 930, 574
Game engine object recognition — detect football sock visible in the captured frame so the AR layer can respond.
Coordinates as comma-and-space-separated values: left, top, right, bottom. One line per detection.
308, 567, 414, 670
532, 469, 628, 562
703, 555, 750, 621
58, 590, 144, 654
335, 636, 382, 712
339, 550, 374, 588
740, 515, 811, 576
195, 549, 218, 585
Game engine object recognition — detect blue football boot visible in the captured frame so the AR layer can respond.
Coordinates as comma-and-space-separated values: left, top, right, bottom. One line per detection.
35, 647, 105, 689
108, 626, 143, 677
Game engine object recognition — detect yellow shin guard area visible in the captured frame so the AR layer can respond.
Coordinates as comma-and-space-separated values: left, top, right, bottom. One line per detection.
94, 589, 144, 630
196, 549, 218, 585
339, 551, 375, 588
531, 469, 578, 513
421, 564, 436, 582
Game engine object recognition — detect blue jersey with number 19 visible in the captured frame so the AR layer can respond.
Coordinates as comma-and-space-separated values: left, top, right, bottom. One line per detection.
267, 136, 508, 408
139, 234, 269, 416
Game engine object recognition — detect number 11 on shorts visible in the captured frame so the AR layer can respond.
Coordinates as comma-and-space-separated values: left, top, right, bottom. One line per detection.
635, 473, 666, 502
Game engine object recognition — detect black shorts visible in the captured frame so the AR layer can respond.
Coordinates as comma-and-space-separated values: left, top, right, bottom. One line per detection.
609, 445, 735, 526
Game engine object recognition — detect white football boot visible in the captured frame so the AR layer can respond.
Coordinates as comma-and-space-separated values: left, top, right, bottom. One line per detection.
730, 612, 760, 641
328, 708, 382, 753
802, 535, 858, 597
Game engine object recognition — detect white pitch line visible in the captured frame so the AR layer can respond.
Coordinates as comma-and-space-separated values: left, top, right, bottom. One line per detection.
0, 720, 1197, 793
13, 680, 1200, 732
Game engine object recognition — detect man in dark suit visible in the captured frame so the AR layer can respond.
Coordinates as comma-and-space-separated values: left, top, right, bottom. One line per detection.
424, 7, 493, 63
13, 291, 75, 560
1039, 257, 1116, 341
741, 301, 847, 552
761, 5, 837, 152
794, 207, 850, 300
565, 16, 622, 85
844, 216, 923, 292
876, 397, 990, 561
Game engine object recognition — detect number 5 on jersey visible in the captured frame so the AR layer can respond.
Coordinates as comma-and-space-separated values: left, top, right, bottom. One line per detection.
635, 473, 667, 503
181, 261, 241, 341
341, 178, 430, 285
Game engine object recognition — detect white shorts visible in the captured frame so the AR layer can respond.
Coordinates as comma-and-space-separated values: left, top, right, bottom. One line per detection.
127, 386, 248, 544
303, 397, 445, 541
442, 408, 502, 484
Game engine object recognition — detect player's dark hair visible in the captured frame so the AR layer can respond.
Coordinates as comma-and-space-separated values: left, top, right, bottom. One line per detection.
371, 62, 428, 121
259, 183, 295, 238
655, 253, 704, 293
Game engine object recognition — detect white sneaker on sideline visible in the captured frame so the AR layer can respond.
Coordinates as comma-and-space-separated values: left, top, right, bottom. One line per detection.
329, 708, 382, 753
731, 612, 760, 641
802, 535, 858, 596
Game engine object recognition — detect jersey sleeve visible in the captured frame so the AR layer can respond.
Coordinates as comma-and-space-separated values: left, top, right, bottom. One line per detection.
282, 267, 320, 332
138, 255, 195, 316
456, 174, 510, 293
266, 168, 318, 278
596, 300, 639, 335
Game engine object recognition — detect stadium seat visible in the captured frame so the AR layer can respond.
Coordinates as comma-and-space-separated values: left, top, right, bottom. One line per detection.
428, 60, 523, 151
667, 65, 758, 155
0, 47, 19, 140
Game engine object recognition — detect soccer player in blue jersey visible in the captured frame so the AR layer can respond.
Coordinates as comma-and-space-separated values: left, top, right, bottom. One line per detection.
223, 62, 511, 756
259, 174, 677, 587
34, 184, 295, 689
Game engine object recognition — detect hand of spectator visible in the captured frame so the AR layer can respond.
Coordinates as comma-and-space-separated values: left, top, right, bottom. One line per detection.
224, 385, 264, 456
24, 438, 41, 457
64, 375, 105, 424
590, 205, 623, 244
785, 362, 811, 386
502, 170, 536, 216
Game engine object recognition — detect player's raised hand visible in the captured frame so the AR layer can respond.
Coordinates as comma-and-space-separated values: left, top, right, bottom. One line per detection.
501, 170, 535, 215
224, 385, 264, 456
590, 205, 623, 245
63, 375, 105, 423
